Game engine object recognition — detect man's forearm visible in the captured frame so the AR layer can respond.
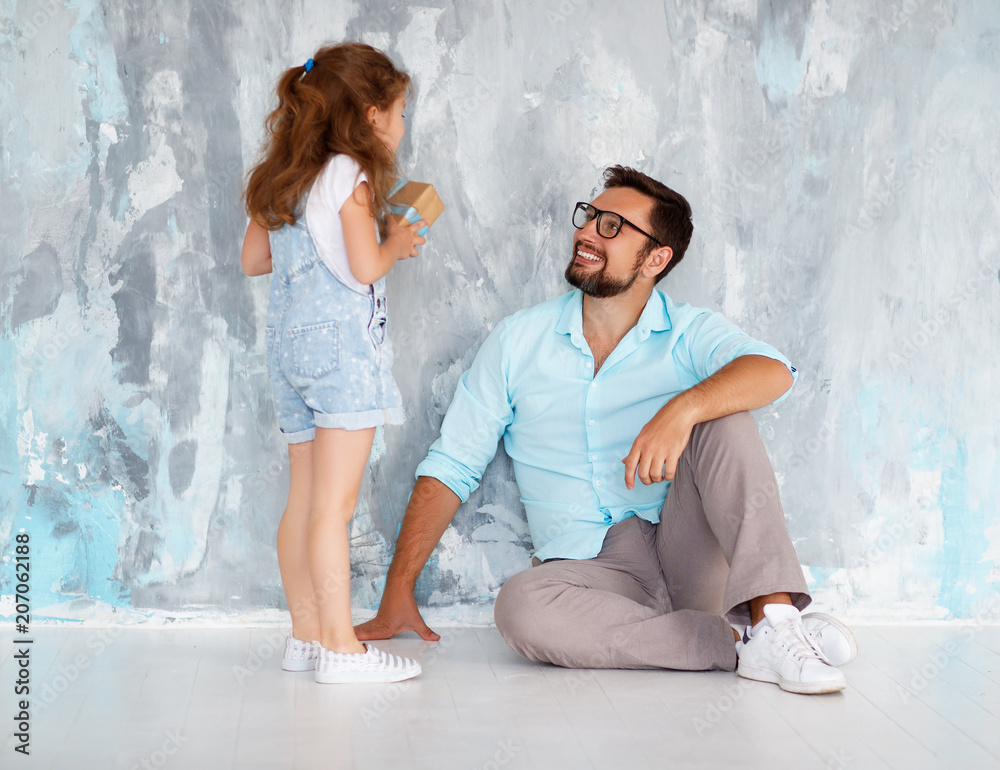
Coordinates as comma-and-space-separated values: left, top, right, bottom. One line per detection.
385, 475, 462, 591
676, 354, 794, 424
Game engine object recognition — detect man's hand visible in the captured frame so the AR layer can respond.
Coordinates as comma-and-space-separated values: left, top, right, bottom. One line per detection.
621, 355, 794, 490
355, 476, 460, 642
623, 399, 697, 489
354, 583, 440, 642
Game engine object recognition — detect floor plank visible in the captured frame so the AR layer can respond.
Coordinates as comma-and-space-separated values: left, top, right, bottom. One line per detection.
3, 624, 1000, 769
847, 628, 1000, 766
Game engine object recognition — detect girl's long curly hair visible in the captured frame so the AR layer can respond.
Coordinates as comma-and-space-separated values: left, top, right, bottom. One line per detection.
244, 42, 411, 229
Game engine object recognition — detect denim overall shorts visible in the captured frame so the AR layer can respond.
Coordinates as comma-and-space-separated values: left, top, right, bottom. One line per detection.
265, 203, 404, 443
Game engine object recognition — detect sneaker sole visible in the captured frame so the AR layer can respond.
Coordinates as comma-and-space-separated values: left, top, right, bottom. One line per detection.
801, 612, 859, 666
737, 662, 846, 695
281, 659, 317, 672
314, 665, 422, 684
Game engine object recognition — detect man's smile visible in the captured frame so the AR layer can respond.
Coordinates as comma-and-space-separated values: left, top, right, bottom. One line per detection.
573, 242, 605, 267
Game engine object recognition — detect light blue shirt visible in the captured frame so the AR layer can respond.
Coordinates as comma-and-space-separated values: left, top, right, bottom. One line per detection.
415, 289, 797, 562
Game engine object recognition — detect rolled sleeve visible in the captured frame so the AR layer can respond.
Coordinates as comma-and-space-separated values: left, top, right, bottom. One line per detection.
414, 322, 514, 501
682, 310, 798, 405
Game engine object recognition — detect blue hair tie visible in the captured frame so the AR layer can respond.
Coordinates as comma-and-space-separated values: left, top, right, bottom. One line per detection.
304, 58, 314, 73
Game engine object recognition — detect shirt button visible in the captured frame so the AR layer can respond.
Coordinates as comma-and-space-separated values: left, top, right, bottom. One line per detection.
595, 480, 602, 487
585, 361, 592, 368
589, 419, 595, 425
590, 382, 596, 388
591, 455, 597, 461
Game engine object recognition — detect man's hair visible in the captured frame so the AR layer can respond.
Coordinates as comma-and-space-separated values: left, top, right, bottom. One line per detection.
603, 165, 693, 282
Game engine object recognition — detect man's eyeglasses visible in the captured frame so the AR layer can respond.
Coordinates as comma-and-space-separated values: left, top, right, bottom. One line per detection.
572, 202, 662, 246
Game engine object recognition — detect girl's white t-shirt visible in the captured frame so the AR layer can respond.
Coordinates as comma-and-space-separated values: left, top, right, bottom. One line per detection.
306, 154, 374, 295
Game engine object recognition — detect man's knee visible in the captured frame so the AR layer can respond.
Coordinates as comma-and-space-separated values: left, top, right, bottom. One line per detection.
692, 410, 757, 442
494, 568, 539, 644
686, 410, 763, 461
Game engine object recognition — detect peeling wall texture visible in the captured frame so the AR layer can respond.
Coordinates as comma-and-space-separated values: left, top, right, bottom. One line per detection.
2, 0, 999, 625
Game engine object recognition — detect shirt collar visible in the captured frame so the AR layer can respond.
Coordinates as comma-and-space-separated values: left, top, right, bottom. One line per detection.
554, 289, 673, 343
635, 289, 673, 338
555, 290, 583, 337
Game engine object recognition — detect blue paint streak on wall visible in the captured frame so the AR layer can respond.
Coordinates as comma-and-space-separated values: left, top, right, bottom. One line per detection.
0, 340, 20, 538
2, 0, 998, 624
68, 0, 128, 125
934, 441, 993, 618
755, 6, 810, 100
5, 457, 133, 615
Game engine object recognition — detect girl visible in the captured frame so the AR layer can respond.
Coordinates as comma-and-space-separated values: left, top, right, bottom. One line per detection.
241, 43, 426, 684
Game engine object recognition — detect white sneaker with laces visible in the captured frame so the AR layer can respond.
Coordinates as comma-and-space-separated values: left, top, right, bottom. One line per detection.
314, 642, 422, 684
281, 635, 319, 671
802, 612, 858, 667
736, 604, 846, 694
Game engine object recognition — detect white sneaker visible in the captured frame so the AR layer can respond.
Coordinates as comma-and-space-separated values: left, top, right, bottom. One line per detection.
802, 612, 858, 667
281, 635, 319, 671
736, 604, 846, 694
314, 642, 422, 684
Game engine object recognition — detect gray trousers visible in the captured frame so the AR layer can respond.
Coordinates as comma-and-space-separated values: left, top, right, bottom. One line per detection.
493, 411, 811, 672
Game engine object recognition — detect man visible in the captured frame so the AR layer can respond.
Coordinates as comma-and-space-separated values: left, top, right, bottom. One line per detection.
357, 166, 856, 694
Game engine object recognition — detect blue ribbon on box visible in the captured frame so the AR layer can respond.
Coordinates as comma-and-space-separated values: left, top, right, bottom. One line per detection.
388, 179, 430, 237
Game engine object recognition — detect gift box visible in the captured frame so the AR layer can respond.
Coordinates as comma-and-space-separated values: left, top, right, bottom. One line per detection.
388, 179, 445, 237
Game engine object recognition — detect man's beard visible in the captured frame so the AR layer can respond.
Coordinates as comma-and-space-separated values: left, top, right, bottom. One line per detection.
564, 245, 647, 298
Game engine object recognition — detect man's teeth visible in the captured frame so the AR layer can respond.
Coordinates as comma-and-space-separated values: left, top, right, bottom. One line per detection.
576, 248, 603, 263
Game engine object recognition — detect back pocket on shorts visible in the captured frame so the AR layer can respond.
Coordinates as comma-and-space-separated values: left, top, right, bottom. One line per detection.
289, 321, 340, 379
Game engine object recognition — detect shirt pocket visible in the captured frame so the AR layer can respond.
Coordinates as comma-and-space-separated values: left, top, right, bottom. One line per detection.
288, 321, 340, 379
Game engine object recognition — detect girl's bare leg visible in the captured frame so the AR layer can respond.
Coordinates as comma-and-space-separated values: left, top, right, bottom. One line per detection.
277, 440, 320, 642
308, 426, 375, 653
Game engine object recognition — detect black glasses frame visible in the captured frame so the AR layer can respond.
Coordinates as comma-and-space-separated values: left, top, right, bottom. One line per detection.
573, 202, 662, 247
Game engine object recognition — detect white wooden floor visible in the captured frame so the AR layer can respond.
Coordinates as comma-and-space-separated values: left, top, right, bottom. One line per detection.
2, 625, 999, 769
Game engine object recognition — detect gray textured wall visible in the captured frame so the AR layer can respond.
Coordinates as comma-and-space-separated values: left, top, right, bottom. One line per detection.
2, 0, 998, 625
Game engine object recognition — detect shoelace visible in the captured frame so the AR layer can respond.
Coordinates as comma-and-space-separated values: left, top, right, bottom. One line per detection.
769, 619, 829, 664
